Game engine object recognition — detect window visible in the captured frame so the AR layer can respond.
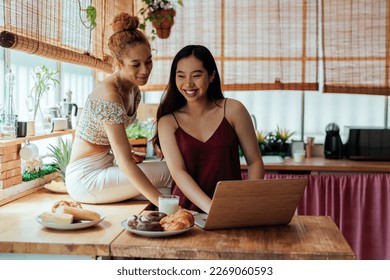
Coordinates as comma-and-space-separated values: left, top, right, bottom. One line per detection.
60, 62, 94, 107
1, 50, 93, 158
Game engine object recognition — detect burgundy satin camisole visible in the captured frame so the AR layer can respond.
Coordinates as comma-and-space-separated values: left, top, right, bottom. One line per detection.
171, 98, 242, 212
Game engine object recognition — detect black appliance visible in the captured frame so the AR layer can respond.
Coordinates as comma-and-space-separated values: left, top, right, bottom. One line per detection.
345, 127, 390, 161
324, 123, 343, 159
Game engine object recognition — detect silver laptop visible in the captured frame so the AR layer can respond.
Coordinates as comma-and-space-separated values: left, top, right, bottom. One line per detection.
195, 178, 307, 230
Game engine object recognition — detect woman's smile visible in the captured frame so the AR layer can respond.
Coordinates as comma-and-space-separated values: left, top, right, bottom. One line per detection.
183, 89, 198, 96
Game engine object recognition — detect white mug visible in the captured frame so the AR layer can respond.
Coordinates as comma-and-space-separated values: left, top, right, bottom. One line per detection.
293, 150, 306, 163
19, 140, 39, 161
51, 117, 68, 132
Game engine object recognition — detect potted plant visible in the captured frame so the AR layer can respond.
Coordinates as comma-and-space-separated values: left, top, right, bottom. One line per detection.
138, 0, 183, 40
275, 126, 295, 143
126, 121, 153, 154
260, 127, 295, 157
26, 65, 59, 134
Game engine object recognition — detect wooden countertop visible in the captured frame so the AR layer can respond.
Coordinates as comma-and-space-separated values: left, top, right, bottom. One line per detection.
0, 189, 148, 257
111, 215, 355, 260
241, 157, 390, 173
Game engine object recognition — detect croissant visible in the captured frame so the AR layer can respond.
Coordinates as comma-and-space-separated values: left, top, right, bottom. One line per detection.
160, 209, 194, 231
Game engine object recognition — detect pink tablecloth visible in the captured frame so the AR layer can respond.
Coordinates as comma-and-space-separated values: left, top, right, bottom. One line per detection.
264, 173, 390, 260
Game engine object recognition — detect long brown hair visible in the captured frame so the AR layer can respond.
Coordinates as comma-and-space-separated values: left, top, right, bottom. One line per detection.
152, 45, 224, 149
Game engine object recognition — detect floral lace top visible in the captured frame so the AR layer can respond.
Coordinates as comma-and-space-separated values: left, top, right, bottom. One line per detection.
76, 89, 141, 145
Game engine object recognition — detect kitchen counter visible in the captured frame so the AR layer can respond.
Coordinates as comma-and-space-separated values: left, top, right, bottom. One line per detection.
241, 156, 390, 173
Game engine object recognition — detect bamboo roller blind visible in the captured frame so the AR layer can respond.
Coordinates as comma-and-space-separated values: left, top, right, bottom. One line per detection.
0, 0, 133, 73
139, 0, 319, 92
322, 0, 390, 95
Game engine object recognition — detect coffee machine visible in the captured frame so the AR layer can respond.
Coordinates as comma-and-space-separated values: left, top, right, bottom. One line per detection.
324, 123, 343, 159
58, 99, 78, 129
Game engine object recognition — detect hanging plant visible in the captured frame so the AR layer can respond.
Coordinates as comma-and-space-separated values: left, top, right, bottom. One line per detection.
138, 0, 183, 40
77, 0, 97, 30
77, 0, 97, 53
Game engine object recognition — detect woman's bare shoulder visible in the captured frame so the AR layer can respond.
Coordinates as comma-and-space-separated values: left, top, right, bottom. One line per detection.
91, 78, 121, 103
159, 114, 180, 132
225, 98, 248, 114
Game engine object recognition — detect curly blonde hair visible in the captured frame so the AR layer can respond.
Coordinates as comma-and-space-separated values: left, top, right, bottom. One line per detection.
108, 12, 150, 63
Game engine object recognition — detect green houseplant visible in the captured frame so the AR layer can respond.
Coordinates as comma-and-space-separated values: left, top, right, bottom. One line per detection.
126, 122, 151, 140
126, 121, 153, 154
257, 127, 295, 157
138, 0, 183, 40
47, 138, 72, 181
27, 65, 59, 120
26, 65, 59, 134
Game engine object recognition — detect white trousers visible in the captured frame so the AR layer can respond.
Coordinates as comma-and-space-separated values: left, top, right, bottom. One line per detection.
65, 151, 172, 204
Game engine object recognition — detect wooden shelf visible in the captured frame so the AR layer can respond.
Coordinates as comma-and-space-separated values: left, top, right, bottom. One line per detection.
0, 130, 75, 147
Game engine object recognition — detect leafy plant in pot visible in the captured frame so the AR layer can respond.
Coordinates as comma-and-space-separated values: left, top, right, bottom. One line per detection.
138, 0, 183, 40
258, 127, 295, 158
126, 121, 153, 158
26, 65, 59, 134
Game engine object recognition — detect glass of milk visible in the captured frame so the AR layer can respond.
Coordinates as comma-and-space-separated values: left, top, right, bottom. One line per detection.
158, 195, 179, 215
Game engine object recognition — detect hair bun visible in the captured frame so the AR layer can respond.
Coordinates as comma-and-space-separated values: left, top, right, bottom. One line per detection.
111, 12, 139, 33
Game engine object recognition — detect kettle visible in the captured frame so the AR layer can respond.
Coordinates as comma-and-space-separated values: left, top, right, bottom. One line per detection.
58, 99, 78, 129
324, 123, 343, 159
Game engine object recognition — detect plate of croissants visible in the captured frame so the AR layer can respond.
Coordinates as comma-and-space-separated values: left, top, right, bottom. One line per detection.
121, 209, 194, 237
36, 200, 105, 230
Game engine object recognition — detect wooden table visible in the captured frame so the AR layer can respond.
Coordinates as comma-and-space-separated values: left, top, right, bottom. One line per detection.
0, 189, 355, 260
111, 215, 355, 260
0, 189, 148, 258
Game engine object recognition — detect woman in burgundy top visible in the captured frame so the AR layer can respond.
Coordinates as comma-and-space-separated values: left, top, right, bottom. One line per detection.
154, 45, 264, 213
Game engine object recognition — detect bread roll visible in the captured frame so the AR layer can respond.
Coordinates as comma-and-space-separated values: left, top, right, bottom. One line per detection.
56, 206, 100, 221
52, 200, 82, 212
41, 211, 73, 224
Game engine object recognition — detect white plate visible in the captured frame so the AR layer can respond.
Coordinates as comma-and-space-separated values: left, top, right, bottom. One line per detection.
121, 220, 193, 237
43, 183, 68, 194
36, 212, 105, 230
